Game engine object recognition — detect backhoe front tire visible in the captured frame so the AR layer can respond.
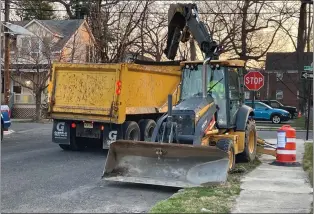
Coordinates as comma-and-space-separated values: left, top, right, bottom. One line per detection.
237, 120, 257, 162
216, 139, 236, 172
123, 121, 140, 141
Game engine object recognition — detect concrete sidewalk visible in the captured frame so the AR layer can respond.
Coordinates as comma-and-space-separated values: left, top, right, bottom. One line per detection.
232, 139, 313, 213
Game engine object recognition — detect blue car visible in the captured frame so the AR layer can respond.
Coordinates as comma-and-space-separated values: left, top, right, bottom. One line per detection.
244, 101, 290, 124
1, 105, 11, 141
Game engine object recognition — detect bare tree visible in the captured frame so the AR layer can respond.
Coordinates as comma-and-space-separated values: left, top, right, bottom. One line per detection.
10, 36, 53, 121
85, 0, 153, 63
199, 0, 298, 66
135, 8, 168, 61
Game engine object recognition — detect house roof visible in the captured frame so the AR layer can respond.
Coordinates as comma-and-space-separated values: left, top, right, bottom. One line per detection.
265, 52, 313, 71
13, 19, 86, 52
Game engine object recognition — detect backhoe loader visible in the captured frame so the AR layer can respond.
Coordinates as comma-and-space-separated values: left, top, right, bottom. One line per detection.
102, 3, 275, 188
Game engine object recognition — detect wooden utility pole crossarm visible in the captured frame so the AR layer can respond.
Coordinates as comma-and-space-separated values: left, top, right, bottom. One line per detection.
4, 0, 10, 105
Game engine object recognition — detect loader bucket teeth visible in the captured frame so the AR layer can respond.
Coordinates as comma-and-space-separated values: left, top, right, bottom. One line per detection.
102, 140, 230, 188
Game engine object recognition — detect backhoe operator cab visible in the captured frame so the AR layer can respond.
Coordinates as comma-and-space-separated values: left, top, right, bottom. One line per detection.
180, 60, 244, 128
151, 59, 254, 146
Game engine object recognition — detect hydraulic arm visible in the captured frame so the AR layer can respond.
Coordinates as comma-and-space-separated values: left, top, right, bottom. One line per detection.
164, 3, 219, 60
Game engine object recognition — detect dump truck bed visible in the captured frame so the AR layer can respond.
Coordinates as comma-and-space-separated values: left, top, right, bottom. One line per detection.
49, 62, 182, 124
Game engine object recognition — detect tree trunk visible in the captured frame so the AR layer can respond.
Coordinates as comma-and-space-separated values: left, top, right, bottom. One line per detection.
35, 92, 41, 122
296, 2, 307, 114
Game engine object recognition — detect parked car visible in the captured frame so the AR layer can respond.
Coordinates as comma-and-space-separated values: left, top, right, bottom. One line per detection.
1, 105, 11, 141
245, 101, 291, 124
254, 100, 298, 119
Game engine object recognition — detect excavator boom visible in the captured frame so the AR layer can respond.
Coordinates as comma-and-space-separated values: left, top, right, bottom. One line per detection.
164, 3, 219, 60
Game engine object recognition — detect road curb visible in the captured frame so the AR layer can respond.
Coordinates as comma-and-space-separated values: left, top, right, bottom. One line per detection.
11, 119, 52, 123
4, 130, 15, 135
256, 128, 310, 132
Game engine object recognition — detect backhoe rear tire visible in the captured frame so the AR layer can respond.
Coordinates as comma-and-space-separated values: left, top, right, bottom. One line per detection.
139, 119, 156, 142
123, 121, 140, 141
216, 139, 235, 172
237, 120, 257, 162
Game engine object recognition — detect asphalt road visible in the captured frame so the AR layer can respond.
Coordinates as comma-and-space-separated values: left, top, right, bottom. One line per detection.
1, 122, 312, 213
1, 123, 175, 213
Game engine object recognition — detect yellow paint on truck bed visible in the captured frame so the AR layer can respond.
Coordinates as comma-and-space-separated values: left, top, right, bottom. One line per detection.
49, 62, 182, 124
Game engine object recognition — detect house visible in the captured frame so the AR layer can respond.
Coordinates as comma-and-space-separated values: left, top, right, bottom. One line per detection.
244, 52, 313, 110
1, 19, 97, 119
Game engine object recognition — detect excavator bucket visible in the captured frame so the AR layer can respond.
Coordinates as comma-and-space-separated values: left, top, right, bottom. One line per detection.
102, 140, 230, 188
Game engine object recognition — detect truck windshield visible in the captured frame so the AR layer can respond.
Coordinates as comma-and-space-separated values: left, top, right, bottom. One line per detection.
181, 65, 212, 100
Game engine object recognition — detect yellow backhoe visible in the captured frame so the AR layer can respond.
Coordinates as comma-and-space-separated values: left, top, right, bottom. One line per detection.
101, 3, 276, 188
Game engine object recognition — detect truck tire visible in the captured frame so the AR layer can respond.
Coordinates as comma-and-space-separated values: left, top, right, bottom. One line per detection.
59, 131, 84, 151
216, 139, 235, 172
139, 119, 156, 142
59, 144, 71, 150
123, 121, 140, 141
237, 120, 257, 162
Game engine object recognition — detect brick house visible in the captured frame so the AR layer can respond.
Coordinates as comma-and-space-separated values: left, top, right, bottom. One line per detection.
244, 52, 313, 110
1, 19, 97, 118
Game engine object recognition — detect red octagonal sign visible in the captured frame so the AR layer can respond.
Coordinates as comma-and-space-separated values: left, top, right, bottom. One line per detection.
244, 71, 264, 91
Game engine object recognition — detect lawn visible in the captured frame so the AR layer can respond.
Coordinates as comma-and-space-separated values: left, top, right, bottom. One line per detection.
302, 142, 313, 213
303, 142, 313, 187
293, 116, 313, 130
149, 159, 261, 213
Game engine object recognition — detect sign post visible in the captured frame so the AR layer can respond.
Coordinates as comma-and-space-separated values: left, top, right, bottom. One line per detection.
302, 64, 313, 140
244, 71, 265, 109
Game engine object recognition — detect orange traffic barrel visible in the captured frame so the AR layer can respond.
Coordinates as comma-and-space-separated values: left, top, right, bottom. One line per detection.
275, 125, 298, 165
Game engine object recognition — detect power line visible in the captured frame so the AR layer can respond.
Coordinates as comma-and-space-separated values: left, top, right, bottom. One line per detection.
4, 8, 298, 15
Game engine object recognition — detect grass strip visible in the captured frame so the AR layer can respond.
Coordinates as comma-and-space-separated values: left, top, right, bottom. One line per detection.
149, 159, 261, 213
303, 142, 313, 187
293, 116, 313, 130
302, 142, 313, 214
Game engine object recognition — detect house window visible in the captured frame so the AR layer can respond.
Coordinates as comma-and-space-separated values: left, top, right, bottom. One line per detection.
42, 37, 51, 55
256, 92, 260, 98
21, 37, 30, 54
244, 91, 250, 99
30, 37, 40, 53
276, 72, 283, 81
13, 82, 22, 94
276, 90, 283, 100
297, 90, 299, 99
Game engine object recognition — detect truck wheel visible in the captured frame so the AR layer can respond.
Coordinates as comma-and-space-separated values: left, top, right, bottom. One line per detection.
59, 130, 84, 151
123, 121, 140, 141
139, 119, 156, 142
216, 139, 235, 172
59, 144, 71, 151
237, 120, 257, 162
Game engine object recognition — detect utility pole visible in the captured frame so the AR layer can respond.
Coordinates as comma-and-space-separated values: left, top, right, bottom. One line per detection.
4, 0, 10, 105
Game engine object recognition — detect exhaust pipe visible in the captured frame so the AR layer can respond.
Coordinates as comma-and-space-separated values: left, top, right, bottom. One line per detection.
202, 57, 212, 98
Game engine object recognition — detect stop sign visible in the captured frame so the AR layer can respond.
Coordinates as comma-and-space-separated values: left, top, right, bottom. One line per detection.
244, 71, 264, 91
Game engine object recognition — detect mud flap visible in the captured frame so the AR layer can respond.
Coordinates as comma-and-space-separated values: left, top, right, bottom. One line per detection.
102, 124, 123, 149
102, 140, 230, 188
52, 120, 70, 145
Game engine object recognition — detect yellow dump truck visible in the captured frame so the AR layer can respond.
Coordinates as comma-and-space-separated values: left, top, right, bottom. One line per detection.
48, 61, 182, 150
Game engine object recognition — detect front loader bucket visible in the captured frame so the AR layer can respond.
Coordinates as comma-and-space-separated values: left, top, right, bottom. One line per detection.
102, 140, 229, 188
